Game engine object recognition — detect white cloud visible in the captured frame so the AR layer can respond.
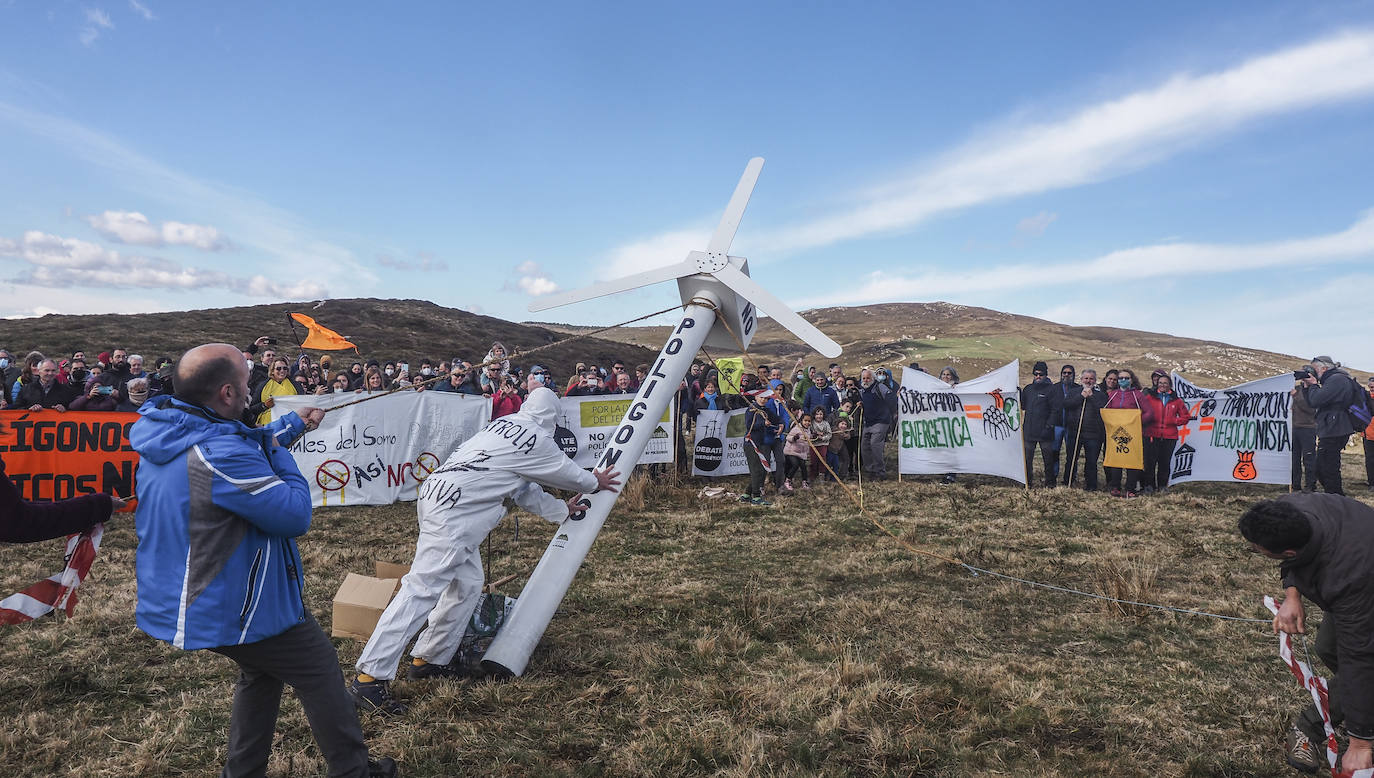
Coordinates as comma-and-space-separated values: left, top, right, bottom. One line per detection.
508, 260, 558, 296
793, 208, 1374, 309
80, 8, 113, 46
743, 31, 1374, 253
129, 0, 155, 21
600, 226, 710, 281
85, 210, 229, 250
1016, 210, 1058, 236
0, 101, 378, 294
0, 230, 325, 299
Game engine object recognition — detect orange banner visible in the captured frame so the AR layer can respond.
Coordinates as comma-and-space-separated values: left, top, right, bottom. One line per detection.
0, 410, 139, 507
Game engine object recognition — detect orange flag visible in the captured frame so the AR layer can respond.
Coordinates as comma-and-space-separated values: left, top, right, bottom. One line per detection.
289, 313, 359, 352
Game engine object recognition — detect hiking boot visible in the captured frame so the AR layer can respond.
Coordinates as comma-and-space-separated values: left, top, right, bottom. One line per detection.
407, 659, 470, 680
350, 677, 407, 716
1285, 723, 1321, 773
783, 478, 793, 491
1110, 488, 1122, 497
738, 493, 753, 503
801, 480, 811, 490
369, 757, 400, 777
750, 496, 772, 506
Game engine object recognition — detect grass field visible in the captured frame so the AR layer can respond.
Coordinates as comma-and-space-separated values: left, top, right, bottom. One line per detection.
3, 455, 1371, 777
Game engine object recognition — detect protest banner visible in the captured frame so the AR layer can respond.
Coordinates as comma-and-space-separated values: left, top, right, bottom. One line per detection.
896, 361, 1026, 483
0, 410, 139, 505
691, 408, 749, 476
556, 394, 674, 469
1168, 372, 1291, 485
274, 391, 490, 507
1101, 409, 1144, 470
715, 357, 744, 394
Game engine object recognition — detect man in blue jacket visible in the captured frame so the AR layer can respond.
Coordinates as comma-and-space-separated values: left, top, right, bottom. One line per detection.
132, 343, 395, 778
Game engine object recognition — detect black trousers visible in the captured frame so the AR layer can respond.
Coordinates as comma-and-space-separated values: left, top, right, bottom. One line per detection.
1063, 435, 1102, 490
209, 612, 370, 778
1316, 434, 1350, 495
1365, 437, 1374, 488
1104, 467, 1143, 493
1292, 426, 1317, 491
743, 438, 767, 497
1143, 437, 1178, 490
1024, 439, 1055, 487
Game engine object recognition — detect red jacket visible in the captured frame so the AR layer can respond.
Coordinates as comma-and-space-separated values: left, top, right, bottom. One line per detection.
492, 392, 523, 419
1141, 391, 1191, 439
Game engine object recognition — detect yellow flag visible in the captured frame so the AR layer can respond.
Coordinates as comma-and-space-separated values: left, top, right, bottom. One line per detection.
715, 357, 745, 394
1101, 408, 1143, 469
289, 313, 359, 352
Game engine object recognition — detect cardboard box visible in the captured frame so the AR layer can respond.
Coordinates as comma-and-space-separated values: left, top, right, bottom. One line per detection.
374, 561, 411, 592
331, 573, 401, 641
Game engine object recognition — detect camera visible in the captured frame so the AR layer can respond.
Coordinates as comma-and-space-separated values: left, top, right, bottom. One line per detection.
96, 385, 114, 396
264, 337, 278, 345
1293, 369, 1313, 380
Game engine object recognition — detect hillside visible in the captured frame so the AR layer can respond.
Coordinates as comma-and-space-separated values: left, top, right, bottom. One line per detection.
0, 299, 657, 381
537, 301, 1335, 385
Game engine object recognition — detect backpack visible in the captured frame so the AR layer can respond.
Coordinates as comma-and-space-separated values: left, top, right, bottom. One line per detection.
1348, 377, 1373, 431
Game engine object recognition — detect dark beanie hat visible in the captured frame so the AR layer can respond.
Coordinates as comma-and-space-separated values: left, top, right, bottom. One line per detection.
1032, 361, 1049, 374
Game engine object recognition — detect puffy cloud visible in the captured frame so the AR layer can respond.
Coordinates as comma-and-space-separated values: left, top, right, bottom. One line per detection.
85, 210, 229, 250
507, 260, 558, 297
0, 230, 325, 299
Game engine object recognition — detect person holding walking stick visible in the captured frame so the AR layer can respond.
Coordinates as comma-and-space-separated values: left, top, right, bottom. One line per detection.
1061, 369, 1108, 491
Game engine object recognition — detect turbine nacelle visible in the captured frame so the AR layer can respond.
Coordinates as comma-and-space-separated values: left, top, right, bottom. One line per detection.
528, 158, 841, 359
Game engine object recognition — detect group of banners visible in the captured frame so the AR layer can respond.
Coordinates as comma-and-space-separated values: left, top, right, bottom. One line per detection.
689, 361, 1296, 486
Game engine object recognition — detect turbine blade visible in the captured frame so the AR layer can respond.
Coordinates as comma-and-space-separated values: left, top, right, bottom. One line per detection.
706, 157, 764, 255
527, 260, 698, 312
712, 264, 841, 357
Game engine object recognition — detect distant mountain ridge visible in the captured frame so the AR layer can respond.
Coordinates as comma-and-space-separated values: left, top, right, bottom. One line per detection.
0, 299, 657, 382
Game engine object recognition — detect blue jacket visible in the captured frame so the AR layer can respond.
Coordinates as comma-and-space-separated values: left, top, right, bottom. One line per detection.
802, 385, 840, 417
131, 395, 311, 650
858, 382, 892, 426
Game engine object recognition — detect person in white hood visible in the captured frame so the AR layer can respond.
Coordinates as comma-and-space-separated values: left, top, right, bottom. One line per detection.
351, 377, 620, 714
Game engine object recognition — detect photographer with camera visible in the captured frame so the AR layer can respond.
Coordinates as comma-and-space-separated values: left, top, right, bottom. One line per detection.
1299, 356, 1363, 496
491, 372, 523, 419
70, 371, 120, 412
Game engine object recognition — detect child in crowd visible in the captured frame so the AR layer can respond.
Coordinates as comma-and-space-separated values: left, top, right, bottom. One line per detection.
783, 412, 815, 490
808, 407, 831, 482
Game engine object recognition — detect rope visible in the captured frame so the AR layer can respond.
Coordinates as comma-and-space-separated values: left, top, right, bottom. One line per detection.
704, 306, 1268, 625
315, 302, 687, 412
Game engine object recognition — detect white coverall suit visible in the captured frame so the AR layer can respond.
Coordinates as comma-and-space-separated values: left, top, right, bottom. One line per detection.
356, 387, 598, 680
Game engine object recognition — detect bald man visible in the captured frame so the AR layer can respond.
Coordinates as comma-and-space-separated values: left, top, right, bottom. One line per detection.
131, 343, 396, 778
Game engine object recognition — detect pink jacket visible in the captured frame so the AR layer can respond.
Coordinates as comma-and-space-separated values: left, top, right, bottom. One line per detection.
1105, 388, 1158, 427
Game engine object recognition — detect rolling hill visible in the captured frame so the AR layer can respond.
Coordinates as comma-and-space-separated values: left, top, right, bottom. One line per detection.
0, 298, 657, 381
536, 301, 1348, 385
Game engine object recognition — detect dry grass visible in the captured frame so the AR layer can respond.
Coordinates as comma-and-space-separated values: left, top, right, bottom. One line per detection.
2, 455, 1370, 776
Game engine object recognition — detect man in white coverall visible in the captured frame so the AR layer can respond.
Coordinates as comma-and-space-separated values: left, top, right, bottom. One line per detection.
350, 375, 620, 715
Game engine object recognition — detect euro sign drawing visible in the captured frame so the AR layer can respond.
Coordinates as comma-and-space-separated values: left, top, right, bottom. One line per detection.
1233, 450, 1257, 481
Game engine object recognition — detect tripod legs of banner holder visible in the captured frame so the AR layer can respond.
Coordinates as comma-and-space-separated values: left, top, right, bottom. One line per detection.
481, 297, 720, 678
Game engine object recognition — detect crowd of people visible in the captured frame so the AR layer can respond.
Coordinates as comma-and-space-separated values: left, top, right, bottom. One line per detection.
5, 340, 1373, 502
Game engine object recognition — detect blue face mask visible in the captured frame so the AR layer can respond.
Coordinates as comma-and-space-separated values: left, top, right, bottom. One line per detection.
0, 358, 8, 369
1119, 378, 1132, 390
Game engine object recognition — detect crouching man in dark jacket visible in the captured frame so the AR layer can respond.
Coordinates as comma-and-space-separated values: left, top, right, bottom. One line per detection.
131, 343, 397, 778
1239, 493, 1374, 774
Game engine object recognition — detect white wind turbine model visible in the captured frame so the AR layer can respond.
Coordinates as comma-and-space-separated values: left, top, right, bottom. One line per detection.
481, 157, 841, 677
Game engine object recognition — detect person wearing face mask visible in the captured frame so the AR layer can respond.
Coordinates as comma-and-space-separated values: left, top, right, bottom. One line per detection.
0, 350, 19, 395
1104, 368, 1156, 497
1020, 361, 1061, 488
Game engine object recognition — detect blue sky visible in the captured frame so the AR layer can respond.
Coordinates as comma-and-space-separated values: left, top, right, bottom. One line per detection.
4, 2, 1374, 371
